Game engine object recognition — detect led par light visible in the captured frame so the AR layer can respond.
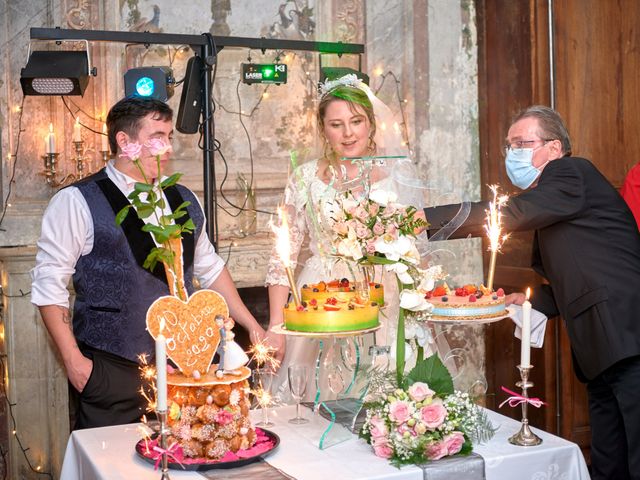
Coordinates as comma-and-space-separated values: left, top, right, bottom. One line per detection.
21, 50, 93, 96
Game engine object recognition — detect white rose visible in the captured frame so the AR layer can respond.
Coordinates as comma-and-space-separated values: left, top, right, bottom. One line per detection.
369, 188, 398, 207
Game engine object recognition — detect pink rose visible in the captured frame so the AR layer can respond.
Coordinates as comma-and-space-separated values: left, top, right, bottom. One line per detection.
372, 436, 393, 459
383, 204, 397, 217
420, 399, 447, 429
354, 206, 370, 221
368, 202, 380, 216
424, 440, 448, 461
366, 240, 377, 254
408, 382, 434, 402
119, 142, 142, 161
356, 224, 370, 239
388, 400, 412, 424
368, 415, 388, 438
443, 431, 465, 455
373, 222, 385, 235
145, 138, 172, 156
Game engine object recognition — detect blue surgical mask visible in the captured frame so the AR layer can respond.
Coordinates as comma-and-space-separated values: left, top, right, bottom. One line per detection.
505, 148, 541, 190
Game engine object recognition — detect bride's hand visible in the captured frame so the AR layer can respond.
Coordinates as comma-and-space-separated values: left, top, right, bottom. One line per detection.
264, 329, 286, 366
413, 210, 428, 234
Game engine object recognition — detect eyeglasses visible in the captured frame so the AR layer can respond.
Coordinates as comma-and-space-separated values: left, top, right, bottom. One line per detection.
503, 139, 552, 156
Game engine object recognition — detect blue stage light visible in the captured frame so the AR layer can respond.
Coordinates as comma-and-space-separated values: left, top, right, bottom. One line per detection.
124, 67, 174, 101
135, 76, 155, 97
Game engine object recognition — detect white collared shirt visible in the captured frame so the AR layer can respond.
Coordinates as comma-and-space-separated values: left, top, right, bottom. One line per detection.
30, 161, 224, 308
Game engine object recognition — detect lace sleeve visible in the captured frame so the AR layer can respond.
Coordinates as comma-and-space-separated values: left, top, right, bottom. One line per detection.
265, 164, 311, 287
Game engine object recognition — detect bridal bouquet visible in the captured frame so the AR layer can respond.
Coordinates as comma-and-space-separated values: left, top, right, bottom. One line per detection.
327, 188, 426, 264
326, 188, 445, 381
360, 355, 495, 467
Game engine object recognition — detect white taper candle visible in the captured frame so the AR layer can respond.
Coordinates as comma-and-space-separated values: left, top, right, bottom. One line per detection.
155, 332, 167, 411
521, 287, 532, 367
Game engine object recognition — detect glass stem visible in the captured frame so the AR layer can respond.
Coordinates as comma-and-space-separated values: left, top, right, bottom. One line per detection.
296, 401, 301, 419
262, 405, 269, 425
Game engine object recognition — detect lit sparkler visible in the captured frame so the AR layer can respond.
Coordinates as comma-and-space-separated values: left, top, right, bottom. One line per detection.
484, 185, 510, 292
138, 354, 158, 413
272, 206, 301, 307
248, 339, 281, 372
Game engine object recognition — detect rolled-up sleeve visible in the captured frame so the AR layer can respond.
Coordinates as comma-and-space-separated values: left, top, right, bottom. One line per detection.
31, 188, 92, 308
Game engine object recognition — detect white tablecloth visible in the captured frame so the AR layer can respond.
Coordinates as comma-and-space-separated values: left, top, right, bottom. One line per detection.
60, 406, 590, 480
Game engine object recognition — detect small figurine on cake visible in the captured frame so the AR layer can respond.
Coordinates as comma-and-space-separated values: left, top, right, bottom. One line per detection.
215, 316, 250, 378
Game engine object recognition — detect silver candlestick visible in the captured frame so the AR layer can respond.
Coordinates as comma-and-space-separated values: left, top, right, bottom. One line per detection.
508, 365, 543, 446
73, 140, 88, 179
41, 152, 75, 187
156, 410, 171, 479
100, 149, 110, 166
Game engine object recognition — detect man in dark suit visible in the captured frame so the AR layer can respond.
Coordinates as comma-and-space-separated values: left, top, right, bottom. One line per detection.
422, 106, 640, 480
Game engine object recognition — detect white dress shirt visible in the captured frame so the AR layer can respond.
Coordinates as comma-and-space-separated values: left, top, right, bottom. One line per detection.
31, 161, 225, 308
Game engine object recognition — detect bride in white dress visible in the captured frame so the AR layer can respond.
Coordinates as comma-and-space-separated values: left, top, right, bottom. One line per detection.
265, 75, 427, 402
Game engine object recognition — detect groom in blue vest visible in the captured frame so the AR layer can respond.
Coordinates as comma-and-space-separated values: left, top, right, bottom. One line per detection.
32, 97, 266, 429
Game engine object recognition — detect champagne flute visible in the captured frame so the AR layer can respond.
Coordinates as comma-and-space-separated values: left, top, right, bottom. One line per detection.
288, 365, 309, 424
253, 368, 275, 427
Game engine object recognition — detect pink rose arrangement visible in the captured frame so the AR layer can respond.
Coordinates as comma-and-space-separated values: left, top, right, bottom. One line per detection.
326, 188, 427, 265
360, 355, 495, 467
116, 139, 194, 300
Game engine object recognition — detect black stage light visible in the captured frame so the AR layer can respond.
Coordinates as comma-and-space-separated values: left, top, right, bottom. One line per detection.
176, 56, 204, 134
124, 66, 175, 101
21, 50, 94, 96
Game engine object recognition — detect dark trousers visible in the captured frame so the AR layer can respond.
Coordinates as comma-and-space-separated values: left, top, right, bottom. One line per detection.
70, 345, 151, 430
587, 355, 640, 480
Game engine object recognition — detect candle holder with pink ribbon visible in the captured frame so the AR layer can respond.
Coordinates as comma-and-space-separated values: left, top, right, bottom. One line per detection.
500, 366, 544, 446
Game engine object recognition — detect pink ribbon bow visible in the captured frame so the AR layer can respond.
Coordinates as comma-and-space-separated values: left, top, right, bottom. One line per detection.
498, 386, 547, 409
151, 441, 185, 470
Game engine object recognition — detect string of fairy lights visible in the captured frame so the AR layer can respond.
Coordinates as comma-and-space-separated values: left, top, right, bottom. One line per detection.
0, 292, 52, 479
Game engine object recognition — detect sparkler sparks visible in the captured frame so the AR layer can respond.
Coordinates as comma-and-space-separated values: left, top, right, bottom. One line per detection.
138, 354, 159, 413
248, 339, 281, 372
484, 185, 510, 292
272, 207, 302, 307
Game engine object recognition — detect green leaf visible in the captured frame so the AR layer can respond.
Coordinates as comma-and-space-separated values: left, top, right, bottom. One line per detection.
142, 248, 162, 271
361, 255, 397, 265
136, 205, 155, 219
174, 200, 191, 211
115, 205, 131, 225
167, 210, 187, 221
182, 219, 196, 232
160, 172, 182, 188
133, 182, 153, 193
404, 355, 454, 396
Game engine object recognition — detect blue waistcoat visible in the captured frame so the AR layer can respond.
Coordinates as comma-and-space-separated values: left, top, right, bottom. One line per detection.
72, 169, 204, 362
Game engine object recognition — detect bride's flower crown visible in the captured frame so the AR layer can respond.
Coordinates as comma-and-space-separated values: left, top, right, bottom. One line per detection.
318, 73, 366, 98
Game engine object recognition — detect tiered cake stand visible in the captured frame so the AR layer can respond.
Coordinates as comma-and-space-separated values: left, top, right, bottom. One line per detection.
272, 323, 381, 449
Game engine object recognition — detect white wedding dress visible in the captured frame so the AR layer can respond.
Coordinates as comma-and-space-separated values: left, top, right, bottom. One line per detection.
266, 159, 431, 402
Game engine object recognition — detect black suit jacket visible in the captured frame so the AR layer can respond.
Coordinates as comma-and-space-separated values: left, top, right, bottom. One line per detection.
424, 157, 640, 381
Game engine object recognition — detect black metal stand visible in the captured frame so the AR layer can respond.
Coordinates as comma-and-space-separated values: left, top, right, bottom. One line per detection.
30, 28, 364, 248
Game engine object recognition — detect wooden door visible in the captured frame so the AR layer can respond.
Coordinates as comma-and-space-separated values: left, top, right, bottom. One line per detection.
476, 0, 640, 463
